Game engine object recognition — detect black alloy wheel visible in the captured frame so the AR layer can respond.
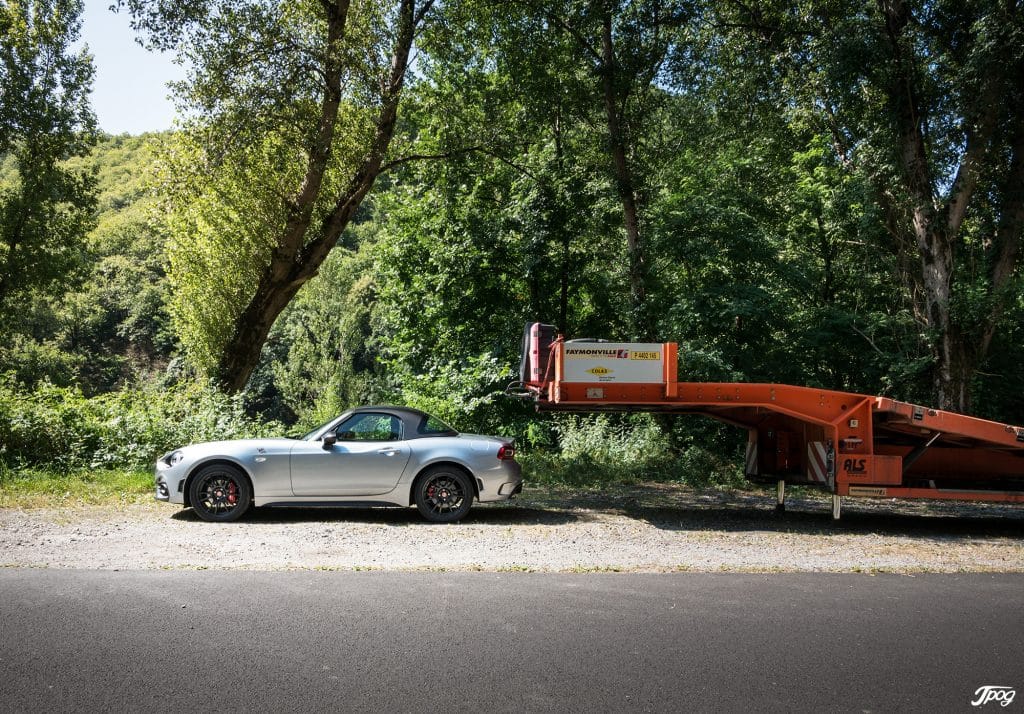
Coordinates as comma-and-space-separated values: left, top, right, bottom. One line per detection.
414, 467, 473, 523
188, 464, 252, 522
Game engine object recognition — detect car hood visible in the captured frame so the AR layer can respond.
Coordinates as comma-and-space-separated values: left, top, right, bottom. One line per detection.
176, 437, 296, 457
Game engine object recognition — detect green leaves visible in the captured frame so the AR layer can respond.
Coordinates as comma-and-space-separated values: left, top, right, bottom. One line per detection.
159, 130, 298, 375
0, 375, 281, 471
0, 0, 97, 319
7, 0, 1024, 456
124, 0, 434, 390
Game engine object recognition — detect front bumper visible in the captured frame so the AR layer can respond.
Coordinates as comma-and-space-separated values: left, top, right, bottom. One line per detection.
154, 460, 187, 505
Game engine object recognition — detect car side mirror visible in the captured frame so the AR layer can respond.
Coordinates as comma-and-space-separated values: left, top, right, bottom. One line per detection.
322, 433, 337, 449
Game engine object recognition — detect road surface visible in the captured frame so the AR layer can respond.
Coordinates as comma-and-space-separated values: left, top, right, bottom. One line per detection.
1, 571, 1021, 712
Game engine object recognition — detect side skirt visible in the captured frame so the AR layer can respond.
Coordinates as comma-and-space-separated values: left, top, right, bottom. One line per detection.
254, 489, 409, 508
259, 500, 406, 509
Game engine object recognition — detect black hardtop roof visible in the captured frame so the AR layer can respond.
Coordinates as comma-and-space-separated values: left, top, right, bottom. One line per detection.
348, 405, 458, 436
352, 405, 430, 419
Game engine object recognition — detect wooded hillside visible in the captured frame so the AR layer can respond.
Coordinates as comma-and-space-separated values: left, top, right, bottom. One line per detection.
2, 0, 1022, 479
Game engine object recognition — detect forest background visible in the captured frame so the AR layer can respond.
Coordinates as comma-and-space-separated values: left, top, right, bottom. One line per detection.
2, 0, 1023, 499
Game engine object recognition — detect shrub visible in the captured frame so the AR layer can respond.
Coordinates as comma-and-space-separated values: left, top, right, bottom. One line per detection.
0, 376, 281, 472
519, 413, 744, 488
554, 414, 671, 464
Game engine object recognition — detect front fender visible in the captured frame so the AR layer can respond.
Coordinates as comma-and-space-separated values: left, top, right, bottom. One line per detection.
182, 449, 292, 501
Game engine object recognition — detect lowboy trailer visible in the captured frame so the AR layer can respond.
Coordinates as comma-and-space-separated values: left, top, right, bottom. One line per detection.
512, 323, 1024, 518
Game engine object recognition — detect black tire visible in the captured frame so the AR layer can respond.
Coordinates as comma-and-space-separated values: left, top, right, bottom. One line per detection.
188, 464, 252, 522
414, 467, 473, 523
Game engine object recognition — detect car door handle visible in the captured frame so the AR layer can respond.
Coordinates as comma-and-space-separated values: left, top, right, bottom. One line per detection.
377, 448, 401, 456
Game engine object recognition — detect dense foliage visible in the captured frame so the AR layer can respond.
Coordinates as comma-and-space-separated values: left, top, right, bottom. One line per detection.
0, 134, 172, 394
3, 0, 1024, 485
0, 0, 97, 321
0, 377, 278, 471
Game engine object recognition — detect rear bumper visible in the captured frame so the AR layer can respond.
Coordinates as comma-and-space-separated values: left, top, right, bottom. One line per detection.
496, 481, 523, 497
477, 461, 523, 502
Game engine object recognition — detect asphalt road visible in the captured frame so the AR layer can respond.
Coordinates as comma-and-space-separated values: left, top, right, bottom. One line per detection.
1, 572, 1021, 713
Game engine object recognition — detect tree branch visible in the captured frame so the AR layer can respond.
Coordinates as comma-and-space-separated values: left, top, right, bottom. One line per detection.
852, 324, 888, 358
943, 79, 1003, 239
516, 0, 602, 65
298, 0, 420, 274
378, 145, 483, 173
272, 0, 351, 264
989, 118, 1024, 294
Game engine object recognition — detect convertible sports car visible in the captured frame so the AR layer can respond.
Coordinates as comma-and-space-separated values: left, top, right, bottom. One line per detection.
154, 406, 521, 523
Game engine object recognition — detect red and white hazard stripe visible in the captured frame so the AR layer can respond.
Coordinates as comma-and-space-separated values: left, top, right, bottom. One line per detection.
745, 440, 758, 476
807, 442, 831, 487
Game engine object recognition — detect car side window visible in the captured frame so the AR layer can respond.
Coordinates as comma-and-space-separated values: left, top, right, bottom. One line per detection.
420, 415, 454, 435
334, 413, 402, 442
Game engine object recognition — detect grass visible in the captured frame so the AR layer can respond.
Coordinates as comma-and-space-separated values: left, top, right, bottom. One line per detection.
0, 448, 744, 508
0, 466, 152, 508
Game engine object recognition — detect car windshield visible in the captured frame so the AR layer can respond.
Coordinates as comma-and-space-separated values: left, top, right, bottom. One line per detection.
299, 414, 349, 441
299, 410, 458, 441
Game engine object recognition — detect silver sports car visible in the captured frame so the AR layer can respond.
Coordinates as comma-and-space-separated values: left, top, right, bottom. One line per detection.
154, 406, 521, 523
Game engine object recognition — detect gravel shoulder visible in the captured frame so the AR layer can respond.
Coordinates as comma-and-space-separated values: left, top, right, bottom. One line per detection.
2, 483, 1023, 572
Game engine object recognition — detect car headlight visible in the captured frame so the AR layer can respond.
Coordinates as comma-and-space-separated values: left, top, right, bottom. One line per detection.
160, 450, 186, 468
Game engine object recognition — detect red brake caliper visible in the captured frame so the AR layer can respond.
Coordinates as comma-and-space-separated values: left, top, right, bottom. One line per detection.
227, 481, 237, 505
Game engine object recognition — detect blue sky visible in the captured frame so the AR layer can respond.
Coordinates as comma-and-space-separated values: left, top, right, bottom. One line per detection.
78, 1, 185, 135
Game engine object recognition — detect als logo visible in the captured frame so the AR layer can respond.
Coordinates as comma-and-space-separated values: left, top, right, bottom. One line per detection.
842, 458, 867, 474
971, 686, 1016, 707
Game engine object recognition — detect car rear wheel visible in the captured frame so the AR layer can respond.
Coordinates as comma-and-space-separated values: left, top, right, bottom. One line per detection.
189, 464, 252, 522
414, 467, 473, 523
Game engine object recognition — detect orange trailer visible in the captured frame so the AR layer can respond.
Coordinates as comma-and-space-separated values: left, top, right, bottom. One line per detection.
513, 324, 1024, 518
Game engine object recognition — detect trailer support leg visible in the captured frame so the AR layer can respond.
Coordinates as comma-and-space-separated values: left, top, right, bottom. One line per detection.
831, 494, 841, 520
776, 480, 786, 513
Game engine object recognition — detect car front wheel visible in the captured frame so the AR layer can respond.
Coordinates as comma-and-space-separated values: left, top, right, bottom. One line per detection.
414, 467, 473, 523
188, 464, 252, 522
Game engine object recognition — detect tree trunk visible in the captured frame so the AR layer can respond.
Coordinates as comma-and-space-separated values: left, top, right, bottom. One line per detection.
554, 99, 570, 335
600, 12, 652, 340
216, 0, 424, 392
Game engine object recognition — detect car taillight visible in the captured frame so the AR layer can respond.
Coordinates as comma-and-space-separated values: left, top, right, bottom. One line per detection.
497, 444, 515, 460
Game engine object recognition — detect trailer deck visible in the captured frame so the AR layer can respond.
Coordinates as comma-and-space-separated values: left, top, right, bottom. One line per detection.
514, 324, 1024, 518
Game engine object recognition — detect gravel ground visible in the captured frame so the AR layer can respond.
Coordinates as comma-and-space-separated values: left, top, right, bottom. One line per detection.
1, 483, 1023, 572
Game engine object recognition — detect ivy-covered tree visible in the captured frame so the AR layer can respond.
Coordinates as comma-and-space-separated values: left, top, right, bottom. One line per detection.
125, 0, 436, 391
0, 0, 97, 320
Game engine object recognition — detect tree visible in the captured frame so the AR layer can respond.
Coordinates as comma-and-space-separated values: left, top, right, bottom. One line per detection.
714, 0, 1024, 412
870, 0, 1024, 412
125, 0, 435, 392
403, 0, 695, 340
0, 0, 97, 320
530, 0, 692, 339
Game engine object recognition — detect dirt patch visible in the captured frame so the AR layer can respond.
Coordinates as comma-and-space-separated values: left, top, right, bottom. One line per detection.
1, 483, 1022, 572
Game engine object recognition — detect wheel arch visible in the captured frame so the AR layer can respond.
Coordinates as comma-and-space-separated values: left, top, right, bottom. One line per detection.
409, 461, 479, 506
182, 458, 255, 508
